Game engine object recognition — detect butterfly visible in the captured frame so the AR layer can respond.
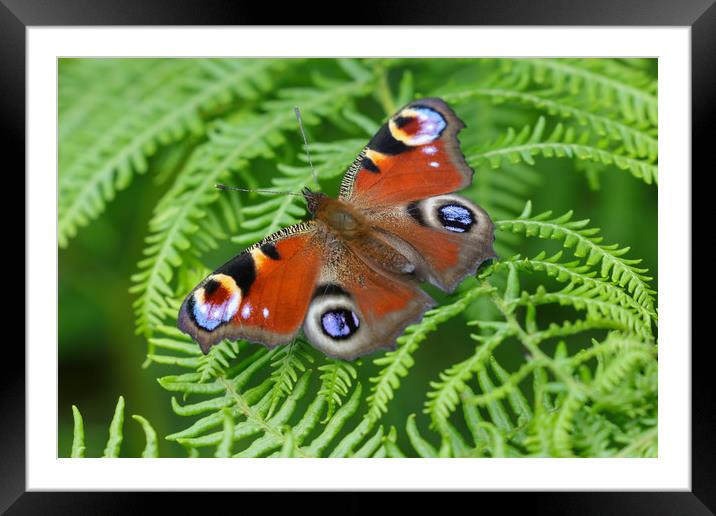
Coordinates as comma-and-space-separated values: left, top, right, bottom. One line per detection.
178, 98, 496, 360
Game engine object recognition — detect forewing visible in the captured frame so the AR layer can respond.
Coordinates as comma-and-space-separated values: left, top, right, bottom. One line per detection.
339, 98, 473, 207
178, 222, 321, 353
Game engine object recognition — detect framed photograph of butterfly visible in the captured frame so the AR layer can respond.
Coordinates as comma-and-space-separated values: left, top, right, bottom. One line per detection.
55, 52, 662, 470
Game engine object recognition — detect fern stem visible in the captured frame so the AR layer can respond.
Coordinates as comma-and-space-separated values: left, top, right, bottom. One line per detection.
220, 376, 283, 442
219, 375, 312, 458
489, 289, 583, 393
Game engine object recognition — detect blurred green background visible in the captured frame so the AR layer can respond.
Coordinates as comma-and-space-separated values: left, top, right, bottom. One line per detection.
58, 58, 657, 457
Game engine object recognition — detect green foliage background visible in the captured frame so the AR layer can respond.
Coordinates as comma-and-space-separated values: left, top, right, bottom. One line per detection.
59, 58, 657, 458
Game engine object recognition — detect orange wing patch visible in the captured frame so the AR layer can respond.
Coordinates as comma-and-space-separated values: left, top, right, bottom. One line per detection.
340, 98, 474, 207
233, 237, 320, 336
178, 224, 321, 353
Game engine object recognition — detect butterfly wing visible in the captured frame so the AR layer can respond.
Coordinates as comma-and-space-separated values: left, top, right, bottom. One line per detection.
178, 222, 321, 353
178, 220, 432, 361
338, 97, 495, 292
339, 97, 473, 207
301, 241, 434, 360
362, 194, 496, 293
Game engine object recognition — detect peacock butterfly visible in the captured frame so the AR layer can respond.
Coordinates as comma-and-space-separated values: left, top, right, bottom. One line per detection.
178, 98, 496, 360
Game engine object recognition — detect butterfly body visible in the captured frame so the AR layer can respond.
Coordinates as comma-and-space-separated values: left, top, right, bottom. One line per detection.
178, 98, 496, 360
305, 189, 416, 276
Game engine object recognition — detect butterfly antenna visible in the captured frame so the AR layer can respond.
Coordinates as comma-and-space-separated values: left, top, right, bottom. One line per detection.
294, 106, 318, 188
216, 106, 318, 199
215, 184, 302, 197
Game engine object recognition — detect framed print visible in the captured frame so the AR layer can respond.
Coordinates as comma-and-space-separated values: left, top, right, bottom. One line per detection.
3, 0, 709, 512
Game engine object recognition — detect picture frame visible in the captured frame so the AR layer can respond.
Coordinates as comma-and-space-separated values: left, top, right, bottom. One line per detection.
4, 0, 707, 512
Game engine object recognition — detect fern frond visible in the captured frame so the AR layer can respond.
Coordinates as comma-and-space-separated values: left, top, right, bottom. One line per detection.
58, 59, 286, 247
367, 283, 495, 421
589, 334, 656, 396
498, 202, 656, 314
518, 285, 651, 339
317, 359, 358, 422
500, 252, 654, 335
447, 87, 657, 161
160, 334, 385, 457
506, 58, 657, 126
468, 118, 657, 184
266, 340, 315, 418
424, 328, 510, 426
70, 396, 158, 457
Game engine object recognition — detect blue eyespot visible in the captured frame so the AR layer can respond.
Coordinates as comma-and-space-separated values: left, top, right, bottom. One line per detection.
190, 278, 240, 331
321, 308, 360, 340
410, 107, 447, 144
437, 203, 475, 233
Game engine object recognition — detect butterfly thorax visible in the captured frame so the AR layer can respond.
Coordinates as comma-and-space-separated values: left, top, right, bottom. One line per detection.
305, 190, 366, 239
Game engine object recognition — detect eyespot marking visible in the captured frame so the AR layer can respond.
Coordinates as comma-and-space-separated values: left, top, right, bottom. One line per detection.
389, 106, 447, 146
191, 274, 241, 331
437, 203, 475, 233
321, 308, 360, 340
394, 115, 413, 129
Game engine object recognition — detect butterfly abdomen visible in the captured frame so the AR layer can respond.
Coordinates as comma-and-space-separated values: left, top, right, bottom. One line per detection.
350, 234, 416, 276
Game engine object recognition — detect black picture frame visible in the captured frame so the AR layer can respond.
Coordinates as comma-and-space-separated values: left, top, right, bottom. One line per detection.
3, 0, 707, 513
